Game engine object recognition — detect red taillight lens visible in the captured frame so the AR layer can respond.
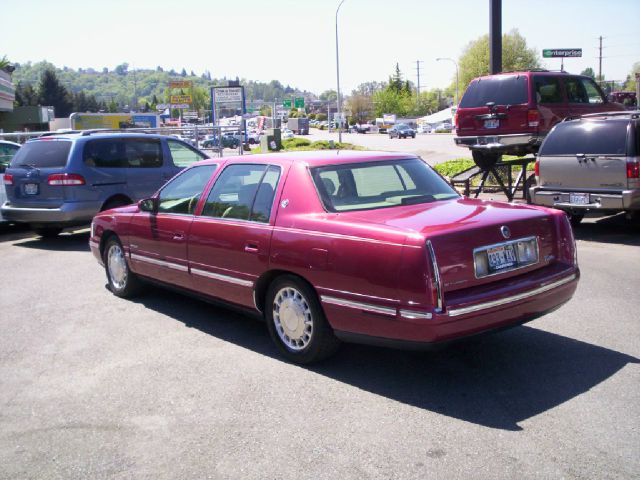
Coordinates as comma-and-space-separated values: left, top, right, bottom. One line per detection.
47, 173, 86, 186
534, 159, 540, 177
627, 159, 640, 179
527, 109, 540, 128
454, 110, 459, 128
3, 173, 13, 185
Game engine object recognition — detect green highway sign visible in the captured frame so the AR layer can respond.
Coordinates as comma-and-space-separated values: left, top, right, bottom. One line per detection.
294, 97, 305, 108
543, 48, 582, 58
282, 99, 292, 108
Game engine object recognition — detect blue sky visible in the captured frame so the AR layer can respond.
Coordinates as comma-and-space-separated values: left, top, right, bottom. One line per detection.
2, 0, 638, 94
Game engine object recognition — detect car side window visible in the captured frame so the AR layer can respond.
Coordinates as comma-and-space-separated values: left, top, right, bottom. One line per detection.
0, 144, 19, 171
201, 164, 279, 222
157, 165, 217, 215
124, 139, 163, 168
534, 76, 563, 104
83, 139, 124, 167
167, 140, 207, 167
580, 78, 605, 104
565, 78, 589, 104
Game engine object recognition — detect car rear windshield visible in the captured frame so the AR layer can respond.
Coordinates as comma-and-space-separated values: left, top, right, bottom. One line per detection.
540, 121, 629, 156
10, 140, 72, 168
459, 75, 529, 108
311, 158, 459, 212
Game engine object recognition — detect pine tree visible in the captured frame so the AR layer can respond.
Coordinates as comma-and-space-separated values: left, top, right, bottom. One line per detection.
38, 69, 73, 117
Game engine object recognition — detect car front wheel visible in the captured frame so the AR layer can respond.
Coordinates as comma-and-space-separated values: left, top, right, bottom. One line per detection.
265, 275, 340, 364
104, 236, 143, 298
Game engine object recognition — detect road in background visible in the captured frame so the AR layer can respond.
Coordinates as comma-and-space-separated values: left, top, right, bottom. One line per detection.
0, 216, 638, 479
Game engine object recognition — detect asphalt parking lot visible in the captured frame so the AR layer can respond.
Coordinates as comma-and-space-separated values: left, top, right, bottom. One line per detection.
0, 213, 638, 479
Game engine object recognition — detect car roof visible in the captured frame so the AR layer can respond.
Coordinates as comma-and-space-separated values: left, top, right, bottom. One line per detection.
471, 70, 576, 81
194, 150, 418, 168
26, 132, 173, 142
0, 140, 21, 147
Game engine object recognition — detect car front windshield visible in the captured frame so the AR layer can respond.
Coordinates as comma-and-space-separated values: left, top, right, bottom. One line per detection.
311, 158, 459, 212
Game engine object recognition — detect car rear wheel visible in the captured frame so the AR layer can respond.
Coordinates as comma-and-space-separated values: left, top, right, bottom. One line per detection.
265, 275, 340, 364
104, 236, 143, 298
472, 151, 501, 170
33, 227, 63, 238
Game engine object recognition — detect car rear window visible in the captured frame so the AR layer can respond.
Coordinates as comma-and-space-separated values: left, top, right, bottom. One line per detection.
540, 121, 629, 156
311, 158, 459, 212
9, 140, 71, 168
459, 75, 529, 108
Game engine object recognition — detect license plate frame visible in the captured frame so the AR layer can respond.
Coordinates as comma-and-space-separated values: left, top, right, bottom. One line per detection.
486, 244, 517, 274
484, 119, 499, 129
569, 193, 589, 205
24, 183, 39, 195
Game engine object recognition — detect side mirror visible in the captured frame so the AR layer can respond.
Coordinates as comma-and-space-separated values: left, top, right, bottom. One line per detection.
138, 197, 158, 213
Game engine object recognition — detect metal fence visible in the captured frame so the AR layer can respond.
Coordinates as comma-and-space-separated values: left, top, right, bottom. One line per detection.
0, 125, 248, 158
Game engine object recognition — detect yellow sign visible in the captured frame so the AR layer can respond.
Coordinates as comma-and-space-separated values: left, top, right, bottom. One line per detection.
170, 95, 193, 104
169, 80, 192, 89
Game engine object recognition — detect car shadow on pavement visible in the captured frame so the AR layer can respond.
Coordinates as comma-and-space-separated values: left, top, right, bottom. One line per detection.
132, 287, 638, 432
12, 230, 90, 252
573, 214, 640, 246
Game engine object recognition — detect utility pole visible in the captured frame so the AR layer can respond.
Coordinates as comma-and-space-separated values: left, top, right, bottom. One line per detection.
415, 60, 424, 95
598, 36, 603, 82
489, 0, 502, 74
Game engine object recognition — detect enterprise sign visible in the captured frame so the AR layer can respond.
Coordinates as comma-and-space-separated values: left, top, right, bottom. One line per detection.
543, 49, 582, 58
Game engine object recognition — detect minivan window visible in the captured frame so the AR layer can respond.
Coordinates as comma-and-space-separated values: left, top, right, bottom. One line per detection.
10, 140, 71, 168
83, 138, 163, 168
540, 121, 628, 156
167, 140, 207, 167
580, 78, 605, 104
459, 75, 528, 108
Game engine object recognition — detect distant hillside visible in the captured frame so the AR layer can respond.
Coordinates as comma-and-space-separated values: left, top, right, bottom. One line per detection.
11, 61, 314, 108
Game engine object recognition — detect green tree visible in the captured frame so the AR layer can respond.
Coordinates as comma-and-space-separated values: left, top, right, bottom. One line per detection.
180, 68, 187, 77
580, 67, 596, 79
346, 94, 373, 123
458, 29, 540, 94
107, 100, 118, 113
388, 63, 404, 94
624, 61, 640, 90
38, 69, 73, 117
14, 82, 39, 106
114, 63, 129, 76
319, 89, 337, 102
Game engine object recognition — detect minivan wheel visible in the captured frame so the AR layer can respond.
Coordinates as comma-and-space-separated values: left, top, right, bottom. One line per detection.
104, 236, 142, 298
33, 227, 63, 238
265, 275, 340, 364
472, 151, 501, 170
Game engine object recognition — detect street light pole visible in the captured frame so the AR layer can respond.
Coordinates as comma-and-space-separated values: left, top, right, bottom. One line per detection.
335, 0, 346, 143
436, 57, 459, 107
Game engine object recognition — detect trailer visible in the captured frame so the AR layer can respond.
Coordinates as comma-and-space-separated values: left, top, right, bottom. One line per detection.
287, 117, 309, 135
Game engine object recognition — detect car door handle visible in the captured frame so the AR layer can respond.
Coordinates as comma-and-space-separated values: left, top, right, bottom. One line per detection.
173, 232, 184, 241
244, 243, 259, 253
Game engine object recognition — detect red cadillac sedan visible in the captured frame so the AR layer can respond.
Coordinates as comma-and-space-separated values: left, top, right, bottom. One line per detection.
90, 151, 579, 363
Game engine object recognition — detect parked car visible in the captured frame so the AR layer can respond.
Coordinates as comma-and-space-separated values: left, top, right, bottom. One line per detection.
454, 70, 626, 168
529, 111, 640, 225
90, 150, 579, 364
0, 140, 21, 224
281, 128, 294, 139
436, 122, 453, 132
202, 133, 240, 149
417, 124, 432, 134
350, 124, 371, 134
388, 124, 416, 139
1, 132, 208, 237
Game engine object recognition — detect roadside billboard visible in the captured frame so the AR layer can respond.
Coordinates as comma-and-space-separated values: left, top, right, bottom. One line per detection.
70, 113, 161, 130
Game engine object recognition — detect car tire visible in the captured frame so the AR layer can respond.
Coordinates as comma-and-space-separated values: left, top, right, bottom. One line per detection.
104, 236, 143, 298
265, 275, 340, 364
101, 198, 130, 212
33, 227, 63, 238
412, 134, 416, 138
568, 213, 584, 227
524, 174, 537, 204
389, 134, 393, 139
472, 151, 501, 170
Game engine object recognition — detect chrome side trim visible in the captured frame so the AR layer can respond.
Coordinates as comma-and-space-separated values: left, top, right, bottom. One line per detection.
426, 240, 443, 313
447, 273, 577, 317
130, 253, 188, 272
191, 268, 253, 288
399, 309, 433, 320
320, 295, 396, 317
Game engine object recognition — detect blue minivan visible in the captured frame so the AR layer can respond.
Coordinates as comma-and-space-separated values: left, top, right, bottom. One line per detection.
1, 132, 208, 237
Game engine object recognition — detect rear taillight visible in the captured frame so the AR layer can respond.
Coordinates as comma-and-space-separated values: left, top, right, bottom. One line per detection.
534, 159, 540, 177
454, 110, 459, 128
626, 159, 640, 179
47, 173, 86, 186
3, 174, 13, 185
527, 109, 540, 128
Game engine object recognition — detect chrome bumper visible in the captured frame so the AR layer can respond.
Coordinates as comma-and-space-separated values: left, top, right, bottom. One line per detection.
454, 133, 541, 151
530, 187, 640, 211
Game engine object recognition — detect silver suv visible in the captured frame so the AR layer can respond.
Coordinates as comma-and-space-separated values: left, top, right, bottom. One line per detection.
529, 111, 640, 225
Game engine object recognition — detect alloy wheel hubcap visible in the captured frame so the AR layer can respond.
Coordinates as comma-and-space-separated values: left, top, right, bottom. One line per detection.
273, 287, 313, 351
107, 244, 127, 290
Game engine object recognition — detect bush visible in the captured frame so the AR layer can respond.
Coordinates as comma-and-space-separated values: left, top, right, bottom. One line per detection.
282, 138, 312, 149
433, 158, 475, 178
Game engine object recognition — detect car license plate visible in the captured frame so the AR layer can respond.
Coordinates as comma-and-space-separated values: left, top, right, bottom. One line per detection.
484, 119, 499, 129
24, 183, 39, 195
486, 244, 517, 273
570, 193, 589, 205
